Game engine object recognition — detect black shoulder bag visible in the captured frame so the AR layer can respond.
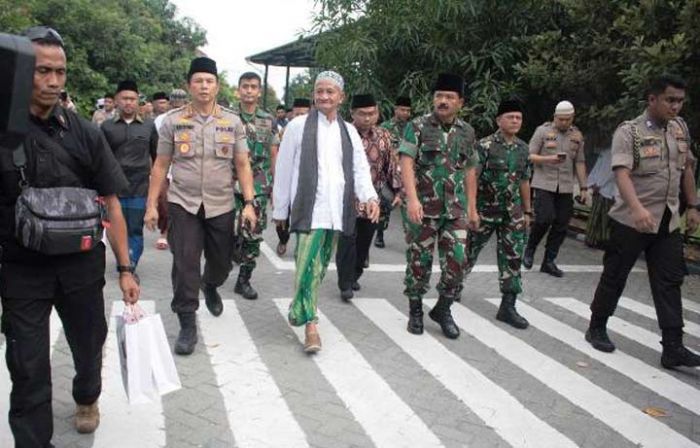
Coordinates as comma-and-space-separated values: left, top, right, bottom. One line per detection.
12, 136, 105, 255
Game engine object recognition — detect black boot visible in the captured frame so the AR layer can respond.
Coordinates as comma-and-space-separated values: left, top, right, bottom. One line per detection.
202, 284, 223, 316
174, 312, 198, 355
661, 339, 700, 369
429, 296, 460, 339
585, 326, 616, 352
496, 293, 529, 329
407, 299, 424, 335
522, 246, 535, 270
374, 230, 385, 248
235, 266, 258, 300
540, 251, 563, 277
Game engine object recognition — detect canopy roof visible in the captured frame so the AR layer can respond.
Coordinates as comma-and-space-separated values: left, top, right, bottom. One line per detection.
246, 33, 320, 68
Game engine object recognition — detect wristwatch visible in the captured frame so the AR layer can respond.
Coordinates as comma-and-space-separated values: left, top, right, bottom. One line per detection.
117, 265, 135, 274
524, 210, 533, 216
243, 199, 255, 207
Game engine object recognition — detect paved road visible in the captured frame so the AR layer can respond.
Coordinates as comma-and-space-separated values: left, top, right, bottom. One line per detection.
1, 209, 699, 447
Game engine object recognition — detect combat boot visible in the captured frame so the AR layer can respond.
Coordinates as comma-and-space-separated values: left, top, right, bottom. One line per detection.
235, 266, 258, 300
202, 283, 223, 316
407, 299, 424, 335
496, 293, 529, 329
661, 340, 700, 369
374, 230, 385, 248
428, 295, 460, 339
175, 312, 198, 355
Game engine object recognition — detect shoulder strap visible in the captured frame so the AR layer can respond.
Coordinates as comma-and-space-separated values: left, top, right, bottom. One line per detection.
18, 132, 88, 186
629, 122, 642, 170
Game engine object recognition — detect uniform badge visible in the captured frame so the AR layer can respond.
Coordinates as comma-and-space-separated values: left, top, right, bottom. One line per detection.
221, 146, 230, 155
180, 132, 190, 141
640, 145, 661, 158
179, 143, 190, 154
217, 119, 231, 126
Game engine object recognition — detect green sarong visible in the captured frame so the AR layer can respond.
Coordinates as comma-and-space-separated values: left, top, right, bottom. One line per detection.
288, 229, 337, 326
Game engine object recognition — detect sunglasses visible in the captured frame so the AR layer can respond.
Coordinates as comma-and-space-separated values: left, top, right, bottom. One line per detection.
23, 26, 65, 47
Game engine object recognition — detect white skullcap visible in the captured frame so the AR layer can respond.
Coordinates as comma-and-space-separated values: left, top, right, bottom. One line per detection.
554, 100, 575, 116
96, 98, 105, 108
315, 70, 344, 91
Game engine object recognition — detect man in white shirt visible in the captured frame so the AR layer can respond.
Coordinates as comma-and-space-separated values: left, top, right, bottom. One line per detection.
273, 71, 379, 353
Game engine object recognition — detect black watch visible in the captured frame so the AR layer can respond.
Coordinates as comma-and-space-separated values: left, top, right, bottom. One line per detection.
243, 199, 255, 207
117, 265, 135, 274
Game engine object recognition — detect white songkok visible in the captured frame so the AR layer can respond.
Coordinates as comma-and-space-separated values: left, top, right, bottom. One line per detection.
315, 70, 345, 91
554, 100, 575, 116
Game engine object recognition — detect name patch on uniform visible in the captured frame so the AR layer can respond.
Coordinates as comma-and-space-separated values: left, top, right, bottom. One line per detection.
216, 126, 235, 133
217, 119, 231, 126
545, 141, 558, 149
640, 145, 661, 158
175, 124, 195, 130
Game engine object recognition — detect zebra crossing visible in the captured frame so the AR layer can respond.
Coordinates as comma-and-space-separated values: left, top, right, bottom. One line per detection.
1, 294, 700, 447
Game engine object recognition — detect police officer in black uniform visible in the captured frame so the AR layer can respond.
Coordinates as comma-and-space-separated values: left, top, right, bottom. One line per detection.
0, 27, 139, 447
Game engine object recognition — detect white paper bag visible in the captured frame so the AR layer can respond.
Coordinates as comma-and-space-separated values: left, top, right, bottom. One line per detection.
143, 314, 181, 395
116, 310, 158, 405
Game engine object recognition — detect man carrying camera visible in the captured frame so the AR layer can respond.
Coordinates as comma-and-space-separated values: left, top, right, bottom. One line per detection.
0, 26, 139, 447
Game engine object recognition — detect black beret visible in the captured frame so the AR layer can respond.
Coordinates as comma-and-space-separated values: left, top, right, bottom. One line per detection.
395, 96, 411, 107
188, 57, 218, 79
292, 98, 311, 108
433, 73, 464, 97
351, 94, 376, 109
276, 104, 287, 111
497, 98, 524, 116
152, 91, 168, 101
116, 80, 138, 94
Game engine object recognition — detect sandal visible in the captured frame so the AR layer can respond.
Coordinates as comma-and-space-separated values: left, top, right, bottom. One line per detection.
155, 237, 168, 250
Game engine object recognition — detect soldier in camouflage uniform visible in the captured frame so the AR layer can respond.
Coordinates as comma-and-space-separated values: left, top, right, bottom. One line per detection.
399, 74, 479, 339
232, 72, 280, 299
375, 96, 412, 248
462, 99, 532, 329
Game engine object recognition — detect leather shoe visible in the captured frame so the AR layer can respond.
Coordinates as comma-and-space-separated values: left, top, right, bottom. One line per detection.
585, 327, 616, 353
374, 232, 385, 248
496, 294, 529, 329
522, 247, 534, 269
202, 284, 223, 316
175, 313, 198, 355
340, 289, 353, 301
276, 242, 287, 256
75, 403, 100, 434
661, 341, 700, 369
352, 282, 361, 291
540, 259, 564, 277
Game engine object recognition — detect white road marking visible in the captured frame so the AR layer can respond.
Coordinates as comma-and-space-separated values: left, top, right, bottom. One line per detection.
613, 296, 700, 338
354, 299, 577, 448
199, 300, 309, 448
273, 298, 444, 448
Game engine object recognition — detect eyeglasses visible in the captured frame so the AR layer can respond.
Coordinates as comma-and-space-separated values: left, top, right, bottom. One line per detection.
22, 26, 64, 47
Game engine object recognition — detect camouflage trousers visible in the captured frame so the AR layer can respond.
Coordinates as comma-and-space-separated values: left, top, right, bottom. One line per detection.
402, 208, 468, 300
464, 215, 526, 295
233, 194, 269, 271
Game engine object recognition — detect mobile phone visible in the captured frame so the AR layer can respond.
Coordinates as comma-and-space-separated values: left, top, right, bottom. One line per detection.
60, 90, 68, 101
557, 152, 567, 161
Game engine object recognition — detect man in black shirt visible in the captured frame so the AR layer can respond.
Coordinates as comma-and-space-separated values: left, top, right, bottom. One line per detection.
101, 80, 158, 271
0, 26, 139, 447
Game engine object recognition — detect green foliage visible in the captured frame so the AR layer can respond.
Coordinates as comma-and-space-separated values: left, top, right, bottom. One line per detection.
312, 0, 700, 150
1, 0, 206, 116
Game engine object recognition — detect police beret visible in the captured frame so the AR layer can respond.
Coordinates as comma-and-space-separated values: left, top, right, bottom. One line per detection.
188, 57, 218, 79
497, 98, 524, 116
433, 73, 465, 97
395, 96, 412, 107
292, 98, 311, 108
116, 80, 138, 94
351, 94, 376, 109
152, 91, 168, 101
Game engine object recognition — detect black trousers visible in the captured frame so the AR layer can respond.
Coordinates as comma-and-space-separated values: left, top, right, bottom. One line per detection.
1, 280, 107, 448
336, 218, 377, 291
590, 210, 685, 333
168, 203, 235, 314
527, 188, 574, 260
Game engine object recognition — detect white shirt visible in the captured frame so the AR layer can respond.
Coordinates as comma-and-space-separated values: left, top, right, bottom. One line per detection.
273, 112, 377, 231
586, 148, 617, 200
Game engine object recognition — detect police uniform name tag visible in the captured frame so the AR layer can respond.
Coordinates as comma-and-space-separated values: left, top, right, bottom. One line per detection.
640, 145, 661, 158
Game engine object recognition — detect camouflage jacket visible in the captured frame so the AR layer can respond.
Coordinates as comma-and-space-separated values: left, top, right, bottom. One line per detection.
399, 113, 477, 219
476, 130, 531, 219
380, 117, 409, 150
232, 106, 280, 196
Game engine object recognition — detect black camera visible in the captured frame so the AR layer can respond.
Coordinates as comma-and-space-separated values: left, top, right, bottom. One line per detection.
0, 33, 35, 149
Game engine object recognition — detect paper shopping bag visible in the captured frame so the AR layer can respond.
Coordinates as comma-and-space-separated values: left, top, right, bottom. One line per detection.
142, 314, 181, 395
116, 310, 159, 405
